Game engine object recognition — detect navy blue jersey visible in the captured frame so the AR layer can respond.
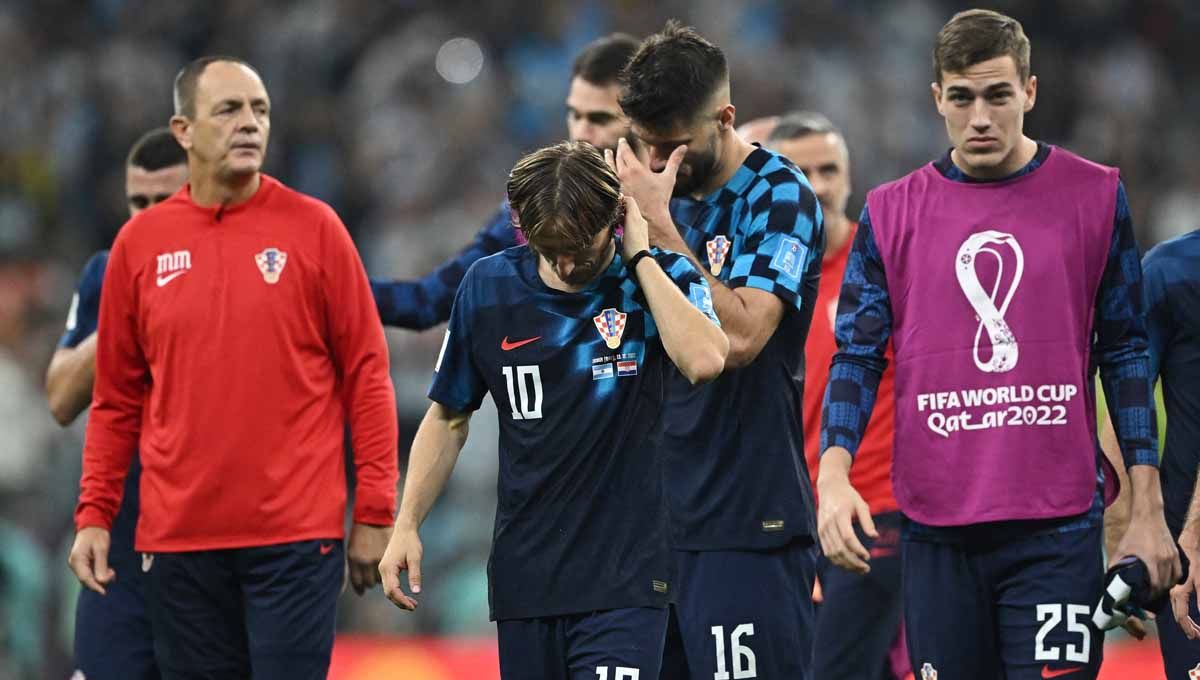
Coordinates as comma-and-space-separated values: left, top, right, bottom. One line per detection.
1143, 231, 1200, 535
370, 202, 519, 329
59, 251, 108, 348
429, 244, 719, 620
662, 146, 824, 550
59, 250, 142, 565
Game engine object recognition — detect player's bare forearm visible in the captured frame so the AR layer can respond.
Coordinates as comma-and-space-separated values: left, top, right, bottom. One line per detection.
45, 334, 98, 426
1181, 469, 1200, 544
635, 257, 728, 384
646, 208, 783, 368
1099, 415, 1131, 557
1127, 464, 1166, 518
818, 446, 854, 484
395, 403, 471, 531
1115, 464, 1180, 592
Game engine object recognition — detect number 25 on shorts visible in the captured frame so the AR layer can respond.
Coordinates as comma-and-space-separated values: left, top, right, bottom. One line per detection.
712, 623, 757, 679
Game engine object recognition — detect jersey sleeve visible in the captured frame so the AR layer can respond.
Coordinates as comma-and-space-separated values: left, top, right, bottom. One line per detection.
58, 251, 108, 348
427, 269, 488, 414
371, 203, 517, 330
1142, 249, 1172, 381
653, 249, 720, 325
320, 208, 400, 526
821, 207, 892, 457
726, 171, 823, 312
1093, 181, 1158, 468
76, 239, 145, 531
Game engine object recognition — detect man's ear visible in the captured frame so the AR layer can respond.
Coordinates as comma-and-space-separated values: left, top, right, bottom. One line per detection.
718, 104, 736, 131
169, 115, 193, 151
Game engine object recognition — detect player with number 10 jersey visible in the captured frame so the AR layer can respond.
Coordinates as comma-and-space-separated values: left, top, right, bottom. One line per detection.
378, 142, 727, 680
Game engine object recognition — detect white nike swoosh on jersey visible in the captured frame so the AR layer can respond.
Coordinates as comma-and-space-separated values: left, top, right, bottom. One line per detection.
155, 270, 187, 287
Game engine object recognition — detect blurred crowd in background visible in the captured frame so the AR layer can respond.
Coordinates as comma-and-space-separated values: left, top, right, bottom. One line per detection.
3, 0, 1200, 676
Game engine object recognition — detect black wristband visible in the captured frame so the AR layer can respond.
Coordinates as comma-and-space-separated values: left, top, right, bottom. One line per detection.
627, 249, 654, 273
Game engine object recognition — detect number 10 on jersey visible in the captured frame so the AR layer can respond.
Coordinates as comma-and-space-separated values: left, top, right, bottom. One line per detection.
502, 365, 543, 420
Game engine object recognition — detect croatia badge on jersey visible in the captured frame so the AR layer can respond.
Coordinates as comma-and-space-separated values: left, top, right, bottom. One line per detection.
1189, 663, 1200, 680
920, 663, 937, 680
254, 247, 288, 284
706, 236, 731, 276
593, 308, 627, 349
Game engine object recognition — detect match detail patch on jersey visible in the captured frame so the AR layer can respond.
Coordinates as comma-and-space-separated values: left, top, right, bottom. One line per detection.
254, 247, 288, 284
706, 236, 731, 276
592, 363, 614, 380
617, 360, 638, 377
768, 236, 807, 280
593, 308, 627, 349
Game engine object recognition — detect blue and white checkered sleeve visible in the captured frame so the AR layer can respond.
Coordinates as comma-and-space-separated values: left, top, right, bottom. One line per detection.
372, 203, 517, 330
1095, 182, 1158, 468
655, 249, 720, 326
820, 208, 892, 457
726, 171, 824, 311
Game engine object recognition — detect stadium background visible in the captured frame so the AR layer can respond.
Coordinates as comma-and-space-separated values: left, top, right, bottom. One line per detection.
0, 0, 1193, 677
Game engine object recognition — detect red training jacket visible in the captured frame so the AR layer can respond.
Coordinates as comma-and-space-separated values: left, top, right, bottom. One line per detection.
76, 175, 398, 551
802, 222, 899, 516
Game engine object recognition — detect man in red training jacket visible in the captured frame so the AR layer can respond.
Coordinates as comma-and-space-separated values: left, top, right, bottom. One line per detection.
68, 56, 399, 680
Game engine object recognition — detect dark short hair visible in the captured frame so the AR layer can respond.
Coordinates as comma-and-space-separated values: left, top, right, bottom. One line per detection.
572, 33, 639, 86
173, 55, 261, 117
619, 20, 727, 133
507, 142, 622, 252
934, 9, 1031, 84
768, 111, 843, 144
126, 127, 186, 170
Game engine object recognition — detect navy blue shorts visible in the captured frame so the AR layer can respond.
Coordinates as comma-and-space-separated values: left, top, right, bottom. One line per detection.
660, 538, 817, 680
903, 522, 1105, 680
1153, 532, 1200, 680
74, 553, 159, 680
813, 511, 904, 680
144, 539, 343, 680
1154, 590, 1200, 680
497, 606, 669, 680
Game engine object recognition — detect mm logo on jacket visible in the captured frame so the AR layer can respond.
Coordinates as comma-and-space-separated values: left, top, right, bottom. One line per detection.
155, 250, 191, 287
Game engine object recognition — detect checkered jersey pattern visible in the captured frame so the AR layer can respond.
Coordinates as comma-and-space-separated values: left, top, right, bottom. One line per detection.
1131, 233, 1200, 534
821, 156, 1158, 471
674, 147, 823, 312
820, 212, 889, 454
1094, 183, 1158, 468
370, 201, 518, 329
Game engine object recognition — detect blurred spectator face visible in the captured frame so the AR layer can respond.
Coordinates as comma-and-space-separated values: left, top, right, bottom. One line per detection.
565, 77, 628, 152
181, 61, 272, 181
933, 55, 1037, 176
773, 132, 850, 222
737, 116, 779, 145
125, 163, 188, 216
632, 106, 725, 198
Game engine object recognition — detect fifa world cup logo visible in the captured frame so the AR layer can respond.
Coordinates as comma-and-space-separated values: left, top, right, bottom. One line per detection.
955, 230, 1023, 373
